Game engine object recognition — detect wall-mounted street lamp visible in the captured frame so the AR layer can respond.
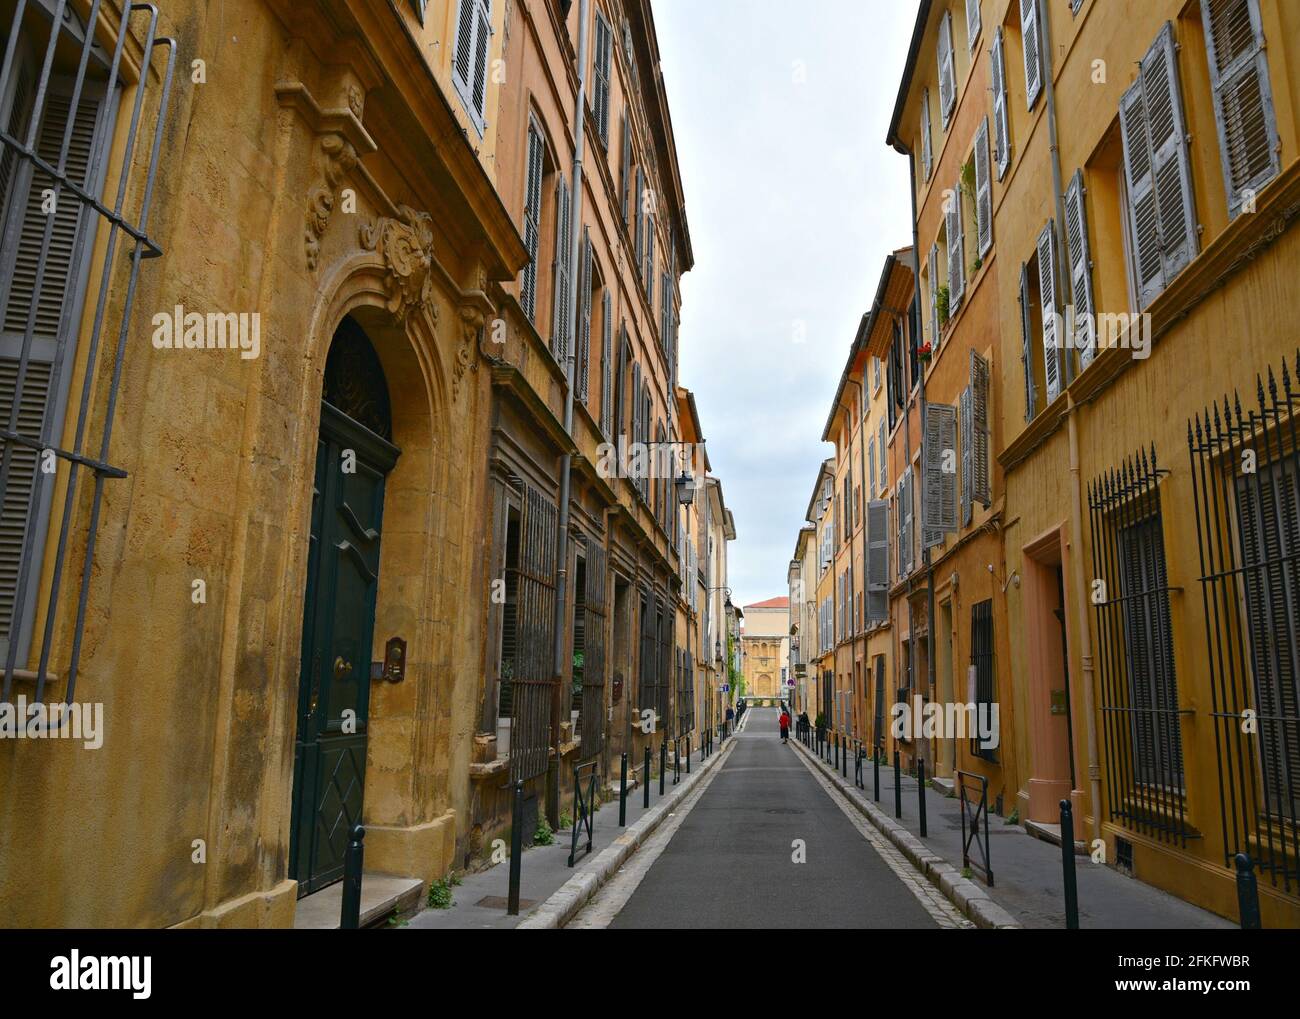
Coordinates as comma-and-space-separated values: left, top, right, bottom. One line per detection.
675, 470, 695, 505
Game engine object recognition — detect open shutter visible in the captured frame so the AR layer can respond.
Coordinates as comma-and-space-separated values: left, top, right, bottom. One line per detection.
631, 361, 641, 483
1063, 169, 1096, 367
1142, 23, 1198, 285
1201, 0, 1279, 219
975, 117, 993, 256
868, 437, 877, 500
960, 387, 973, 527
633, 165, 644, 271
592, 11, 612, 145
928, 244, 939, 345
992, 27, 1011, 178
551, 175, 571, 362
867, 500, 888, 623
920, 89, 933, 181
620, 112, 632, 225
576, 228, 592, 403
1120, 74, 1164, 308
599, 291, 613, 437
453, 0, 492, 127
1018, 262, 1037, 420
878, 420, 887, 493
520, 123, 545, 321
923, 403, 958, 533
966, 0, 981, 51
1020, 0, 1042, 109
969, 349, 990, 506
938, 12, 956, 127
948, 181, 965, 309
1037, 220, 1061, 403
898, 466, 914, 576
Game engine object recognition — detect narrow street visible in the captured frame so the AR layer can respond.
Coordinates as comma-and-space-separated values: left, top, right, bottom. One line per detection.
568, 708, 969, 929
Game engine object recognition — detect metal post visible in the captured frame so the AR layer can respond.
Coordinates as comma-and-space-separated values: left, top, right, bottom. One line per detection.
643, 745, 651, 808
1235, 853, 1261, 930
618, 751, 628, 827
873, 746, 880, 801
341, 823, 364, 929
893, 748, 902, 819
507, 781, 523, 916
1060, 800, 1079, 930
659, 738, 666, 796
842, 737, 848, 778
918, 759, 927, 837
834, 733, 839, 769
687, 734, 692, 773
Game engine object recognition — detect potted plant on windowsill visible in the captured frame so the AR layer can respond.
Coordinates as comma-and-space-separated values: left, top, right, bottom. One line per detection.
917, 341, 933, 365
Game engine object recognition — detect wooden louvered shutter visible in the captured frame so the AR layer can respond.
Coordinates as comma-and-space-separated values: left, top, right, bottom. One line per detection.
878, 420, 887, 493
867, 500, 888, 623
1063, 169, 1096, 366
898, 466, 914, 577
1142, 24, 1197, 285
928, 243, 939, 345
599, 291, 613, 437
969, 349, 990, 506
974, 117, 992, 256
920, 89, 933, 181
948, 180, 965, 309
593, 11, 612, 145
966, 0, 981, 51
551, 175, 571, 362
1201, 0, 1280, 220
938, 12, 955, 127
620, 113, 632, 224
520, 123, 545, 321
868, 437, 876, 500
453, 0, 492, 126
0, 73, 110, 658
960, 386, 973, 528
923, 402, 957, 536
1119, 74, 1163, 309
1020, 0, 1042, 109
1036, 221, 1061, 402
576, 229, 593, 403
991, 28, 1011, 178
1018, 262, 1037, 420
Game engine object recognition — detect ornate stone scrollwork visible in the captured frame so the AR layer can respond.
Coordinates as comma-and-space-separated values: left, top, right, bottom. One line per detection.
359, 205, 437, 323
453, 304, 484, 402
306, 134, 359, 271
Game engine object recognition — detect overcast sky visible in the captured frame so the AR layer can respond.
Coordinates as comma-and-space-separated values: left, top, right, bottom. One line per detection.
654, 0, 918, 607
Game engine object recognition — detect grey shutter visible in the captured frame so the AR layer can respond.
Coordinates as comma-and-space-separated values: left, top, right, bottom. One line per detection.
1143, 24, 1197, 284
928, 243, 939, 345
1201, 0, 1279, 219
620, 113, 632, 224
1119, 74, 1164, 308
969, 349, 991, 506
938, 12, 956, 127
867, 500, 888, 622
520, 123, 544, 321
1020, 0, 1042, 109
453, 0, 492, 127
593, 11, 612, 145
631, 360, 641, 484
878, 420, 887, 492
645, 220, 654, 303
1037, 220, 1061, 402
1018, 262, 1037, 419
868, 436, 877, 500
599, 291, 613, 437
633, 165, 644, 270
452, 0, 477, 97
920, 89, 933, 181
0, 76, 110, 659
975, 117, 993, 256
948, 180, 965, 309
991, 28, 1011, 178
1063, 169, 1096, 366
966, 0, 981, 51
960, 386, 973, 527
470, 0, 491, 119
576, 228, 592, 403
550, 175, 572, 362
923, 403, 958, 533
898, 466, 914, 576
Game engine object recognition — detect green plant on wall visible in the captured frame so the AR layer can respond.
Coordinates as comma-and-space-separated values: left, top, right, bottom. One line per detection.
937, 284, 950, 325
960, 157, 976, 198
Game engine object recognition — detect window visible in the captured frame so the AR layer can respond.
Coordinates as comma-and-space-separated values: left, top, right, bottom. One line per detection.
452, 0, 492, 134
550, 174, 573, 363
575, 229, 594, 403
1035, 220, 1062, 403
937, 11, 956, 128
592, 10, 613, 146
919, 88, 933, 181
990, 27, 1011, 178
974, 118, 992, 257
519, 121, 545, 321
897, 466, 914, 578
1200, 0, 1280, 220
970, 600, 996, 761
947, 176, 965, 309
966, 0, 981, 52
922, 402, 957, 536
877, 419, 887, 493
927, 243, 940, 346
599, 292, 613, 437
1062, 169, 1096, 367
1019, 0, 1042, 110
1119, 23, 1196, 309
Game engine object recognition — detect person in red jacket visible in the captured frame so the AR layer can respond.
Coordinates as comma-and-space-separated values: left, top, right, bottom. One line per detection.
779, 709, 791, 744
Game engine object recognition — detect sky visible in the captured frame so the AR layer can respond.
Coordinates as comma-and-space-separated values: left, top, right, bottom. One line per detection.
653, 0, 918, 608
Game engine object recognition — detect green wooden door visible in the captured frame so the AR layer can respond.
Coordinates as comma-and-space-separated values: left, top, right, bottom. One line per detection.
290, 322, 399, 896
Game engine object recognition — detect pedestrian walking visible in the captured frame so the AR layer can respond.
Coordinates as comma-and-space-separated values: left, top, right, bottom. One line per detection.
778, 708, 791, 744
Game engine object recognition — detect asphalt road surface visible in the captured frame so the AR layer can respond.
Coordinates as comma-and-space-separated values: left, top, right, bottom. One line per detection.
571, 707, 967, 929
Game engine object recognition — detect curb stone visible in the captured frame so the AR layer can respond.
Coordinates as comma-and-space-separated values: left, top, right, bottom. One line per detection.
792, 738, 1021, 930
517, 735, 737, 929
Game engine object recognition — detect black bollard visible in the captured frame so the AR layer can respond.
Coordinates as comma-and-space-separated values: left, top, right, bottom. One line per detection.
918, 759, 927, 837
507, 781, 524, 915
643, 745, 652, 808
1235, 853, 1261, 930
618, 751, 628, 827
842, 737, 848, 778
659, 739, 667, 796
341, 823, 365, 929
687, 735, 692, 774
1061, 799, 1079, 930
873, 746, 880, 801
834, 733, 840, 769
893, 748, 902, 819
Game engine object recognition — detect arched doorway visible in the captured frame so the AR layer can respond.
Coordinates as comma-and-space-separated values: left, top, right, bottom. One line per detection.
290, 316, 401, 896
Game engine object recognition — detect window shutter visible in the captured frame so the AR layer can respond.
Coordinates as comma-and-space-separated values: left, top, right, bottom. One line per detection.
1119, 75, 1164, 308
520, 123, 545, 321
948, 182, 965, 309
453, 0, 477, 96
1020, 0, 1042, 109
645, 221, 654, 302
960, 386, 974, 527
1142, 24, 1198, 285
1063, 169, 1096, 367
878, 420, 887, 493
898, 466, 914, 577
923, 403, 958, 533
551, 175, 572, 362
966, 0, 981, 50
1018, 262, 1037, 420
975, 117, 993, 256
868, 437, 877, 500
1037, 221, 1061, 402
599, 290, 613, 437
1201, 0, 1279, 219
928, 243, 939, 345
938, 12, 956, 127
991, 28, 1011, 178
593, 11, 612, 145
576, 228, 592, 403
920, 89, 933, 181
631, 361, 641, 475
620, 113, 632, 225
633, 166, 644, 270
969, 349, 990, 506
453, 0, 492, 127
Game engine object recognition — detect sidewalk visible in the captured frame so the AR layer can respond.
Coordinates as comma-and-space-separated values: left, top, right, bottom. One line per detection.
407, 725, 741, 929
793, 738, 1234, 929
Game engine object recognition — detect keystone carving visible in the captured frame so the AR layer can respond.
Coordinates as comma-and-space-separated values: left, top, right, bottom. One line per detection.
359, 204, 437, 322
305, 134, 359, 271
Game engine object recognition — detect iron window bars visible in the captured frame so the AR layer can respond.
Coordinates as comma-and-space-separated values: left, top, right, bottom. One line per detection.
1088, 444, 1193, 845
970, 598, 997, 763
1, 0, 174, 707
1189, 353, 1300, 895
508, 482, 557, 783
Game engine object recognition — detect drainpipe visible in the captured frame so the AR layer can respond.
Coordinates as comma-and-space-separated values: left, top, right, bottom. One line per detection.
549, 0, 591, 826
846, 373, 867, 738
1040, 0, 1102, 842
